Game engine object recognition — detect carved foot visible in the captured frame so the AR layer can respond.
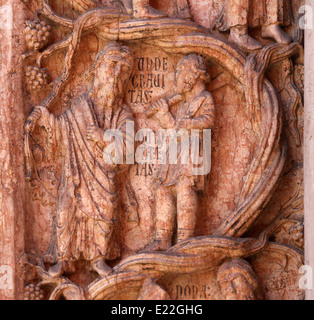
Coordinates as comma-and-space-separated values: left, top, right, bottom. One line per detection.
261, 24, 292, 45
229, 28, 262, 51
140, 240, 172, 252
48, 260, 64, 278
133, 2, 167, 19
92, 258, 112, 277
121, 0, 133, 14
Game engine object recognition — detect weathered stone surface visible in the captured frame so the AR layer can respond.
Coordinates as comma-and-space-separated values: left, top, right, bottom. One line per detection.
0, 0, 305, 300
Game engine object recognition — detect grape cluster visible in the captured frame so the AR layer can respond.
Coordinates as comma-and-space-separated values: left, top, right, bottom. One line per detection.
24, 283, 44, 300
24, 19, 51, 51
25, 65, 49, 92
288, 221, 304, 249
294, 64, 304, 93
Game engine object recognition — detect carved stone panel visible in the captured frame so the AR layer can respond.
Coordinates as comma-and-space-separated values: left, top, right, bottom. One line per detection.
0, 0, 305, 300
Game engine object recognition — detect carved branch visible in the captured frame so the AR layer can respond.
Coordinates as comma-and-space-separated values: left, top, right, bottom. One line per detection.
40, 9, 111, 110
39, 0, 82, 29
260, 188, 303, 238
36, 37, 72, 67
36, 6, 131, 110
49, 282, 85, 300
86, 233, 269, 300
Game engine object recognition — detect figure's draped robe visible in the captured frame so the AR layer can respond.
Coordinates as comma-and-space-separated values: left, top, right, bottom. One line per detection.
32, 94, 133, 262
217, 0, 292, 31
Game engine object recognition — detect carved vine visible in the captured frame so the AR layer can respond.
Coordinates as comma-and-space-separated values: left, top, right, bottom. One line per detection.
22, 1, 303, 300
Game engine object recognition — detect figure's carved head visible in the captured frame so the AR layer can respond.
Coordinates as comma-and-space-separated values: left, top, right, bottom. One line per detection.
175, 54, 210, 95
88, 42, 133, 107
217, 259, 262, 300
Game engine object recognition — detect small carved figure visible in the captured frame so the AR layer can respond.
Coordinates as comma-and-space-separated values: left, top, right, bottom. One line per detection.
68, 0, 191, 19
144, 54, 215, 251
217, 0, 292, 51
217, 259, 263, 300
24, 42, 134, 277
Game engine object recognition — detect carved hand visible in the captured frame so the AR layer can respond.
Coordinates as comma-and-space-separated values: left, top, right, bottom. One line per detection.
151, 98, 169, 115
86, 124, 104, 144
177, 118, 192, 130
24, 106, 43, 133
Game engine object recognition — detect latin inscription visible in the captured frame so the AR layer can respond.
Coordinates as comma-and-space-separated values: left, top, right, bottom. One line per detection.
128, 57, 168, 104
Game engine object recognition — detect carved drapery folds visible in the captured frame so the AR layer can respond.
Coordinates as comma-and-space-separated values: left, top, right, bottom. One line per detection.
19, 0, 304, 300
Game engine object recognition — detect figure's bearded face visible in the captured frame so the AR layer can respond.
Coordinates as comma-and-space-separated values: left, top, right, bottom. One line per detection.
175, 63, 197, 95
93, 55, 131, 107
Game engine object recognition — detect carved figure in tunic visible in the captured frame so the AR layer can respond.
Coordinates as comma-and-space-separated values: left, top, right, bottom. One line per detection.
144, 54, 215, 252
217, 0, 292, 51
24, 43, 134, 277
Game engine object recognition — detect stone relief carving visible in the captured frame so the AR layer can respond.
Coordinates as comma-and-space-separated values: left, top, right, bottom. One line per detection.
24, 19, 51, 51
216, 0, 293, 51
25, 65, 49, 92
143, 54, 215, 251
217, 258, 263, 300
54, 0, 191, 19
25, 42, 134, 278
19, 0, 304, 300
